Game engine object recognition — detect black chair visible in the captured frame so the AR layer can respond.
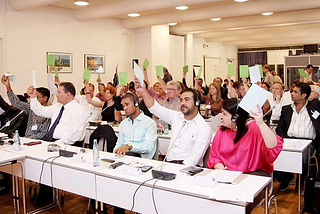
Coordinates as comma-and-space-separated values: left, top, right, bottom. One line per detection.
89, 125, 118, 152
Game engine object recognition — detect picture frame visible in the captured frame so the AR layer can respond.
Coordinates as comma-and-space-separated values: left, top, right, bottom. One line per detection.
84, 54, 105, 73
46, 52, 73, 73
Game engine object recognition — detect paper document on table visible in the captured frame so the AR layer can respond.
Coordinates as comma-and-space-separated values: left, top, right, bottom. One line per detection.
133, 61, 144, 87
209, 185, 254, 203
239, 83, 271, 115
206, 169, 242, 184
249, 65, 261, 83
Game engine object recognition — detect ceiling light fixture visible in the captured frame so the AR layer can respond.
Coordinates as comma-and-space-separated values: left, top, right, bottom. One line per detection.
175, 6, 189, 10
261, 12, 273, 16
128, 13, 140, 17
210, 18, 221, 21
168, 23, 177, 26
234, 0, 248, 2
74, 0, 89, 6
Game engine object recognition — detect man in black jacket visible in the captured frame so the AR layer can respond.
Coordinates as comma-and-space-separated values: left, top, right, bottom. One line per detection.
0, 95, 28, 137
275, 82, 320, 192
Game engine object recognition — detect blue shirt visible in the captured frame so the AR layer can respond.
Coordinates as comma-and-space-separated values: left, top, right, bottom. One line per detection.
114, 111, 157, 159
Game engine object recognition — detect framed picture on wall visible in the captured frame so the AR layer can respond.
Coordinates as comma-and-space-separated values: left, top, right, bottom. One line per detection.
84, 54, 105, 73
46, 52, 73, 73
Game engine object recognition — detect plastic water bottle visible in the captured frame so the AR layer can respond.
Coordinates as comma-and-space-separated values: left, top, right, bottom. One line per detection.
12, 130, 21, 151
93, 139, 99, 167
164, 122, 169, 135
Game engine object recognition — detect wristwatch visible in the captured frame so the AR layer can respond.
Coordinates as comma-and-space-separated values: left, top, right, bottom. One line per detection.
126, 143, 132, 151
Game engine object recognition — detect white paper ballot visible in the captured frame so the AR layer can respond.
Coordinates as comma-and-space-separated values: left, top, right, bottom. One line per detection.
249, 65, 261, 83
239, 83, 271, 114
133, 61, 144, 87
32, 70, 37, 88
5, 73, 18, 83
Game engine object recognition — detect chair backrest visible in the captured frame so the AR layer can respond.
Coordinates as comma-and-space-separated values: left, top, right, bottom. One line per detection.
202, 145, 211, 168
89, 125, 118, 152
210, 113, 222, 132
152, 138, 159, 160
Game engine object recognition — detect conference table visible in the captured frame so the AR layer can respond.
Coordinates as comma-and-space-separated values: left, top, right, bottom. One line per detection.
0, 143, 26, 214
0, 137, 271, 214
273, 138, 312, 213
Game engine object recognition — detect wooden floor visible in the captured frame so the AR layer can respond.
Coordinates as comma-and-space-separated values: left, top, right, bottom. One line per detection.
0, 179, 304, 214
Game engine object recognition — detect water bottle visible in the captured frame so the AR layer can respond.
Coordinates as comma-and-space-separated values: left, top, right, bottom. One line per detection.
206, 103, 211, 118
93, 139, 99, 167
164, 122, 169, 135
12, 130, 21, 151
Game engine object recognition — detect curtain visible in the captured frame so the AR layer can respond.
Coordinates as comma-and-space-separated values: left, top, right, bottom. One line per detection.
237, 51, 267, 67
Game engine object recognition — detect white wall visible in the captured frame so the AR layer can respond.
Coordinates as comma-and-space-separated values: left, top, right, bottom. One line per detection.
169, 35, 184, 82
193, 38, 238, 84
1, 2, 131, 96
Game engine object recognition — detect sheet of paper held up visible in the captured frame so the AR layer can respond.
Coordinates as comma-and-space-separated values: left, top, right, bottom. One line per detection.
4, 73, 17, 83
32, 70, 37, 88
239, 83, 271, 114
249, 65, 261, 83
133, 61, 144, 87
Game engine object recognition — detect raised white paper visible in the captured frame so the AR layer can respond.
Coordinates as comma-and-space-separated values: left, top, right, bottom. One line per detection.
239, 83, 271, 114
32, 70, 37, 88
133, 61, 144, 87
249, 65, 261, 83
5, 73, 17, 83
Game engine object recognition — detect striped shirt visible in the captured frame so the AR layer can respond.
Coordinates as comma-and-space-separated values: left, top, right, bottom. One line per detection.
287, 102, 316, 139
8, 91, 51, 140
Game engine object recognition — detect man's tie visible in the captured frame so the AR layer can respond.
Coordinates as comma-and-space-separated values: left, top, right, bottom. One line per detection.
43, 106, 64, 142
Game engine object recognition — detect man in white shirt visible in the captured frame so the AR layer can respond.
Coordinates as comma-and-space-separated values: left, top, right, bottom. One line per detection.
75, 83, 101, 121
137, 81, 212, 166
269, 82, 292, 130
28, 82, 87, 146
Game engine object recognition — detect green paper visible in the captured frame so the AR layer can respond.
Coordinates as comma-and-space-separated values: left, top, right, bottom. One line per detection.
155, 65, 164, 77
143, 58, 149, 69
83, 68, 91, 81
97, 73, 102, 82
119, 72, 128, 86
183, 65, 188, 73
47, 55, 55, 66
255, 64, 263, 77
239, 65, 249, 78
197, 66, 203, 78
298, 69, 307, 77
54, 67, 59, 79
228, 64, 235, 76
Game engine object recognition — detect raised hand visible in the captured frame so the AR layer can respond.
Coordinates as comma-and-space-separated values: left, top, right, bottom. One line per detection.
1, 75, 10, 86
27, 86, 37, 98
250, 104, 264, 125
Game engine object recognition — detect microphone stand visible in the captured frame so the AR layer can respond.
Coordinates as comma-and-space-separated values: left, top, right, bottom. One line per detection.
0, 110, 24, 142
58, 104, 110, 157
152, 121, 187, 181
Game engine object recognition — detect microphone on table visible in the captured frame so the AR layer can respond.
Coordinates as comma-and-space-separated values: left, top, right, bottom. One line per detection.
0, 110, 24, 142
58, 103, 111, 157
152, 121, 187, 181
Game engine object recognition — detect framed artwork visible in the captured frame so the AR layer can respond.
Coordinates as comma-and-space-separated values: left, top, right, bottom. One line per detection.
84, 54, 105, 73
46, 52, 72, 73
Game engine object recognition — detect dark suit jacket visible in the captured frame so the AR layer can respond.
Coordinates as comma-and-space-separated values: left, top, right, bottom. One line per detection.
276, 99, 320, 150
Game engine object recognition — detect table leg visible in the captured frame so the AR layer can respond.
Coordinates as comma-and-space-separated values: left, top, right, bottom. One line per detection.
265, 186, 269, 214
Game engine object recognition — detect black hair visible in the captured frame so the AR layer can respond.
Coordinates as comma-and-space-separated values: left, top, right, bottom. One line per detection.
59, 82, 76, 96
295, 82, 311, 99
306, 64, 314, 69
17, 94, 27, 103
180, 88, 200, 108
221, 98, 249, 144
36, 87, 50, 102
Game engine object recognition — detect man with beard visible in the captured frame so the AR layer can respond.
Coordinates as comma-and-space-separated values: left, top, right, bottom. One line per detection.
136, 80, 212, 166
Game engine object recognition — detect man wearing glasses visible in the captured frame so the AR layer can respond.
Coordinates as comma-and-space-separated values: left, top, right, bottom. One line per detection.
1, 75, 51, 139
162, 81, 181, 111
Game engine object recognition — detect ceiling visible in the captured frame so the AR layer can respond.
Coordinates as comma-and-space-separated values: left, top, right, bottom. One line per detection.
8, 0, 320, 48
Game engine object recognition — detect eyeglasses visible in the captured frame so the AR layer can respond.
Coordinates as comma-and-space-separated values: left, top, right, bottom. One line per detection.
167, 88, 178, 91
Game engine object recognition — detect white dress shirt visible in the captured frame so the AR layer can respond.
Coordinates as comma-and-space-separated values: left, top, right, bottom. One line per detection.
287, 102, 316, 140
75, 95, 101, 121
30, 98, 87, 145
149, 101, 212, 166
